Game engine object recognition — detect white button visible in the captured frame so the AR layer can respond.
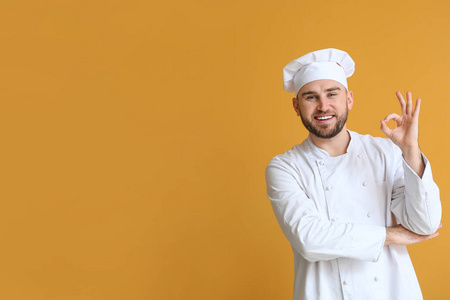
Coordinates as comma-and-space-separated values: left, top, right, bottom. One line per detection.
331, 217, 338, 222
357, 154, 362, 159
343, 280, 350, 285
362, 181, 367, 186
374, 276, 379, 282
367, 212, 372, 218
326, 186, 332, 191
319, 161, 325, 166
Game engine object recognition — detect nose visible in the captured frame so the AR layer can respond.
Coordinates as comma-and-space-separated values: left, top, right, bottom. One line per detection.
317, 98, 330, 112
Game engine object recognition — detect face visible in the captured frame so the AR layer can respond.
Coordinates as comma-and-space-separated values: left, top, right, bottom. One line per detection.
292, 79, 353, 139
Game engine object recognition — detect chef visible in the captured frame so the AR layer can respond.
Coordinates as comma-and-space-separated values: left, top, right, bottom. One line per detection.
265, 48, 442, 300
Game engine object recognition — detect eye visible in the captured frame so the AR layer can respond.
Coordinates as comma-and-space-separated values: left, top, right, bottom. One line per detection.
305, 95, 316, 100
328, 93, 337, 97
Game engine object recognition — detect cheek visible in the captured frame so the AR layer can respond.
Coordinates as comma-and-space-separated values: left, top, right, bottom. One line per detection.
299, 104, 314, 115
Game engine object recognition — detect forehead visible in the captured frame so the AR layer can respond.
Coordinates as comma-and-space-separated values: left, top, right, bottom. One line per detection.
298, 79, 346, 94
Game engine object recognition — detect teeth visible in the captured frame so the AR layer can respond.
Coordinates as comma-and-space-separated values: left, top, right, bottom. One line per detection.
317, 116, 333, 120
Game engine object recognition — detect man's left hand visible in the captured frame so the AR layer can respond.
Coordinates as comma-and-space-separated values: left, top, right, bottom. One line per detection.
380, 91, 420, 151
380, 91, 424, 177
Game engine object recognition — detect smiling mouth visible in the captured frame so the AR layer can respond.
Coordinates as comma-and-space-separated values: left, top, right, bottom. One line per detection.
314, 115, 334, 121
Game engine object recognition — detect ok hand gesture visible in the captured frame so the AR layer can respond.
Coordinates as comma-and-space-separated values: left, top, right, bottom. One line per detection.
380, 91, 424, 176
380, 91, 420, 151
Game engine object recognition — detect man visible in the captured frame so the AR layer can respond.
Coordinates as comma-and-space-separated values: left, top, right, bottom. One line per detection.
265, 48, 442, 300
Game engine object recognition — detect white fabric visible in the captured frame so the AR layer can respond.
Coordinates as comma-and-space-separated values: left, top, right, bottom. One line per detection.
265, 131, 441, 300
293, 61, 347, 94
283, 48, 355, 95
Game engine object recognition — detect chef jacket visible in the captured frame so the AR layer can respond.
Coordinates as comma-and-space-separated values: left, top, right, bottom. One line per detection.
265, 130, 441, 300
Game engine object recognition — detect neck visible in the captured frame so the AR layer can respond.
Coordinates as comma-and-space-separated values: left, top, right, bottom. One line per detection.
309, 127, 351, 157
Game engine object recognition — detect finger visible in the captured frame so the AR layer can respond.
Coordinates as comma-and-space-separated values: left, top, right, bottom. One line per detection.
380, 120, 392, 138
423, 226, 442, 240
427, 231, 440, 240
396, 91, 406, 115
406, 91, 413, 115
384, 113, 402, 124
413, 98, 421, 119
414, 231, 439, 244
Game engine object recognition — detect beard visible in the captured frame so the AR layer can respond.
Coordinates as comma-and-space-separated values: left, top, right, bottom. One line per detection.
300, 108, 348, 139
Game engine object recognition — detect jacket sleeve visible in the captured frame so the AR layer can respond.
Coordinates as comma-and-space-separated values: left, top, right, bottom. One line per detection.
266, 161, 386, 263
390, 153, 442, 235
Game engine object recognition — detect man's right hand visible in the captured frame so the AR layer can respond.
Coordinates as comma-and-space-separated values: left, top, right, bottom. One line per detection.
384, 224, 442, 246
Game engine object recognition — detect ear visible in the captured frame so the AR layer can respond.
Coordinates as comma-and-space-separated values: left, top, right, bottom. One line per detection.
292, 97, 301, 116
347, 91, 354, 110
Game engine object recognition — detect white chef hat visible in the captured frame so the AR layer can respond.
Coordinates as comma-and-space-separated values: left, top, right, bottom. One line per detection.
283, 48, 355, 96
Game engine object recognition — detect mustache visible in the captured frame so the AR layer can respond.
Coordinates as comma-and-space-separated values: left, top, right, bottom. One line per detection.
316, 110, 335, 114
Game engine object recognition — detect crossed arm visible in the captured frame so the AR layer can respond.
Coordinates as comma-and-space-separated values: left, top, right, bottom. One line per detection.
384, 223, 441, 246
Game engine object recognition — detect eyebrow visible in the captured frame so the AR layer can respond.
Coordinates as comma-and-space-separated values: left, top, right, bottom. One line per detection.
325, 87, 341, 92
300, 86, 341, 98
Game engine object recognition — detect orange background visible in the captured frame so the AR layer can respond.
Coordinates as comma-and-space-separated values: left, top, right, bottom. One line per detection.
0, 0, 448, 299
